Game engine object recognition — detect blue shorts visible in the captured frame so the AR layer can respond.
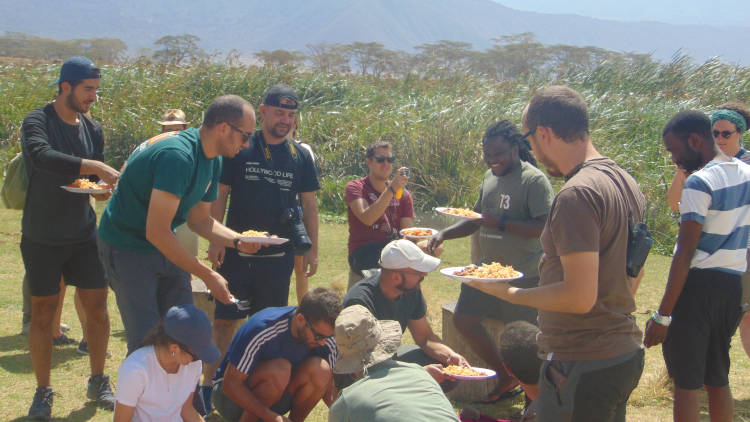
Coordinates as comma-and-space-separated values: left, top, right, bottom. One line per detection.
214, 249, 294, 320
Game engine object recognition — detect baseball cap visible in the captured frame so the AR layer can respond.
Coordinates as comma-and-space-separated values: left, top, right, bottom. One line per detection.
379, 239, 441, 273
163, 304, 220, 363
48, 56, 101, 87
333, 305, 402, 374
263, 83, 298, 109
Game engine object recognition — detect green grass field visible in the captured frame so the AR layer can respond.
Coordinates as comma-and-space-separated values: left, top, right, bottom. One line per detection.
0, 206, 748, 421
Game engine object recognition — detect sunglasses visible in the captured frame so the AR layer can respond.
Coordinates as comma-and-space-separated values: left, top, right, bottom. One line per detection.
227, 122, 252, 142
713, 130, 737, 140
305, 319, 333, 342
373, 156, 396, 163
521, 128, 536, 139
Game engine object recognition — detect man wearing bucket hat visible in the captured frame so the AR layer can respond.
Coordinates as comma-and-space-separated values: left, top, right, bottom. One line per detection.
343, 239, 469, 386
329, 305, 459, 421
158, 109, 190, 132
21, 55, 120, 419
114, 304, 219, 421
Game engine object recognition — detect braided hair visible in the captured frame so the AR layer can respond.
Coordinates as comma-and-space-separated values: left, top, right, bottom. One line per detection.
482, 120, 538, 167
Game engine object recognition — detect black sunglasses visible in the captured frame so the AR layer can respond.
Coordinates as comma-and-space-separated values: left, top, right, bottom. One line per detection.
374, 155, 396, 163
713, 130, 737, 140
521, 128, 536, 139
227, 122, 252, 142
305, 319, 332, 342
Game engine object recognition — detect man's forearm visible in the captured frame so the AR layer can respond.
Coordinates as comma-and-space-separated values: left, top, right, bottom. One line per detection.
225, 380, 278, 422
440, 220, 479, 240
302, 199, 319, 252
188, 215, 238, 249
419, 334, 454, 364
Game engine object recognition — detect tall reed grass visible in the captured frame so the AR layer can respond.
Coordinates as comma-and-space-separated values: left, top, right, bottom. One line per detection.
2, 57, 749, 253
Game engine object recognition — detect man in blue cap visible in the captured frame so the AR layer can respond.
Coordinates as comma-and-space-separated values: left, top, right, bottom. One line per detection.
21, 56, 120, 420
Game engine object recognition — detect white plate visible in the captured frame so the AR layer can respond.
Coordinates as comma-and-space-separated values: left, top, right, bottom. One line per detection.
439, 266, 524, 283
445, 366, 497, 381
60, 184, 111, 194
399, 227, 438, 239
239, 236, 289, 245
435, 207, 481, 221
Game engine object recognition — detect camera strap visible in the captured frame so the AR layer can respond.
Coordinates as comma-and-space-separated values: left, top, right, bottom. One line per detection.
256, 131, 298, 167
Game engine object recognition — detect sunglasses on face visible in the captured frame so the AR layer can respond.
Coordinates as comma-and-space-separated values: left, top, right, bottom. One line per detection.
305, 319, 332, 342
713, 130, 737, 140
227, 122, 252, 142
373, 156, 396, 163
521, 128, 536, 139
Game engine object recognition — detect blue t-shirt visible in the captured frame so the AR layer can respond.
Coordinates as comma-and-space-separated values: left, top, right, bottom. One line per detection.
213, 306, 337, 383
99, 128, 221, 253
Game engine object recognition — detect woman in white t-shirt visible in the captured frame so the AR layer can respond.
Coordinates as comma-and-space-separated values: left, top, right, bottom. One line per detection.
114, 304, 220, 422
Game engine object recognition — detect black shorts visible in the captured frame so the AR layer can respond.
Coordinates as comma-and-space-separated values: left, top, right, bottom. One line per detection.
214, 249, 295, 320
663, 268, 743, 389
454, 276, 538, 324
20, 235, 107, 297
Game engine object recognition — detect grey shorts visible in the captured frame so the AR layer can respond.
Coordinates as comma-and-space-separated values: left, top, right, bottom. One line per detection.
97, 236, 193, 354
536, 349, 644, 422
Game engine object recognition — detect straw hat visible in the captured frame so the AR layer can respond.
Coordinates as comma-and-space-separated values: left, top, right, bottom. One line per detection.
333, 305, 402, 374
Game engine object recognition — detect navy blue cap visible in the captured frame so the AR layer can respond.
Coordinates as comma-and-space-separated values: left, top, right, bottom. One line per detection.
48, 56, 101, 87
263, 83, 298, 109
163, 304, 220, 363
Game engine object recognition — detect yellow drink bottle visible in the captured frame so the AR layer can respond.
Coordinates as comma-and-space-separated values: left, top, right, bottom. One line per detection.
395, 167, 410, 199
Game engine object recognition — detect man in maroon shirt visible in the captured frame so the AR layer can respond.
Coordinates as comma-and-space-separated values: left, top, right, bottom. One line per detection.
346, 141, 440, 290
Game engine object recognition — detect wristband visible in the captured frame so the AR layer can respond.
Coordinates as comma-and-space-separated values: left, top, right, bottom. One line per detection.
651, 311, 672, 327
233, 237, 240, 249
498, 214, 507, 231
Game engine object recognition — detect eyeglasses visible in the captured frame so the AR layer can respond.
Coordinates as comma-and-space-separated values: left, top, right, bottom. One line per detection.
400, 270, 425, 284
227, 122, 252, 142
521, 128, 536, 139
305, 319, 333, 342
374, 156, 396, 163
713, 130, 737, 140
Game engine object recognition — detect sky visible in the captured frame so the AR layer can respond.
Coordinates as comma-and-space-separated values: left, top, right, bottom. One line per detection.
494, 0, 750, 27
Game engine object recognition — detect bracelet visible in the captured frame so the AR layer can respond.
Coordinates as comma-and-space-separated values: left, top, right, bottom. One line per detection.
651, 311, 672, 327
498, 214, 507, 231
233, 237, 240, 249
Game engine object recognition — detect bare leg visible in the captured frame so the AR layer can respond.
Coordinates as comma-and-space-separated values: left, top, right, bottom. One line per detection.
287, 357, 331, 422
52, 279, 65, 338
294, 256, 308, 305
76, 288, 109, 375
30, 295, 59, 387
75, 289, 87, 343
740, 313, 750, 360
453, 313, 517, 398
240, 358, 292, 420
673, 386, 700, 422
202, 319, 241, 385
705, 384, 733, 422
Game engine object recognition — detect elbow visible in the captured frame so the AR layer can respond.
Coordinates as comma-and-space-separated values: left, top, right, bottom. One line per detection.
569, 296, 596, 314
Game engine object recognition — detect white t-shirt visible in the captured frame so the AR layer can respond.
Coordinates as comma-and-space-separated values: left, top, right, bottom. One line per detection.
115, 345, 202, 422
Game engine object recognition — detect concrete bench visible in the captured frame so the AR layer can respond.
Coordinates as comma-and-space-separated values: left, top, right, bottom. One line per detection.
441, 301, 506, 402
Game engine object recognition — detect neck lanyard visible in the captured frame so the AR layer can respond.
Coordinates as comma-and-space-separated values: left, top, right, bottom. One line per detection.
258, 131, 297, 164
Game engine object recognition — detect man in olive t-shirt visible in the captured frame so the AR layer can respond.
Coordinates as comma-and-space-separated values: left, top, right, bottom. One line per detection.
467, 86, 645, 422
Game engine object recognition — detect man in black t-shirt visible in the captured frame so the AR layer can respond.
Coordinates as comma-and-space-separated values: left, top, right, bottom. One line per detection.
342, 240, 469, 388
20, 56, 121, 419
202, 84, 321, 407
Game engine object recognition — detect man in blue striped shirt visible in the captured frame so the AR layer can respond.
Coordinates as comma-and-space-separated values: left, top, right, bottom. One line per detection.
646, 110, 750, 422
211, 287, 341, 422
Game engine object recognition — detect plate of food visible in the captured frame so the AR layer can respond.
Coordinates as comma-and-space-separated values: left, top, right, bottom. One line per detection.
238, 229, 289, 246
60, 178, 111, 194
443, 365, 497, 381
439, 262, 523, 282
399, 227, 438, 240
435, 207, 481, 220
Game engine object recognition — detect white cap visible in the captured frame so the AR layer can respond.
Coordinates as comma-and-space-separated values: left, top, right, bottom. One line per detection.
379, 239, 441, 273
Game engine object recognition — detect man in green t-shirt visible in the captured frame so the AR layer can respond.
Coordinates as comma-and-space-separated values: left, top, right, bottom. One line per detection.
427, 120, 553, 402
329, 305, 459, 422
98, 95, 262, 355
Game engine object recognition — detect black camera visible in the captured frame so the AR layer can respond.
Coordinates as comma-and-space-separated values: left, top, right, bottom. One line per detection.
281, 206, 312, 255
626, 221, 653, 277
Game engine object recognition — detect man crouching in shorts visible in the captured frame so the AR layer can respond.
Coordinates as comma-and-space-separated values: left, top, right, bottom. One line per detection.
646, 110, 750, 422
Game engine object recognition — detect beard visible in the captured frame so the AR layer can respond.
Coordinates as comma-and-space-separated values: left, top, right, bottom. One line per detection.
679, 150, 704, 173
65, 92, 89, 114
268, 123, 290, 139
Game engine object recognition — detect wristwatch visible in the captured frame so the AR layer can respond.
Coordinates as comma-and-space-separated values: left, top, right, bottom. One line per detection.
498, 214, 507, 231
233, 237, 241, 249
651, 311, 672, 327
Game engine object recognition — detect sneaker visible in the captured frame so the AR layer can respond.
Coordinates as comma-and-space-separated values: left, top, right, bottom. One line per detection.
28, 386, 53, 420
87, 374, 115, 410
77, 341, 111, 358
52, 333, 77, 346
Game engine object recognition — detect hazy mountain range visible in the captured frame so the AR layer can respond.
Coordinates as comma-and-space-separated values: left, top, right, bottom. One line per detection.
1, 0, 748, 64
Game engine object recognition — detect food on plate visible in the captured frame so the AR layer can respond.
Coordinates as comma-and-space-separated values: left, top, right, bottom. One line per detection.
240, 229, 278, 238
454, 262, 521, 279
68, 178, 102, 189
443, 365, 484, 377
401, 228, 434, 237
442, 207, 481, 218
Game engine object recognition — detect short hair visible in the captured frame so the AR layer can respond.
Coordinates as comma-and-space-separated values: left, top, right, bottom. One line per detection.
202, 94, 252, 129
57, 79, 84, 95
298, 287, 342, 327
499, 321, 542, 384
662, 110, 713, 145
525, 86, 589, 143
365, 141, 392, 159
